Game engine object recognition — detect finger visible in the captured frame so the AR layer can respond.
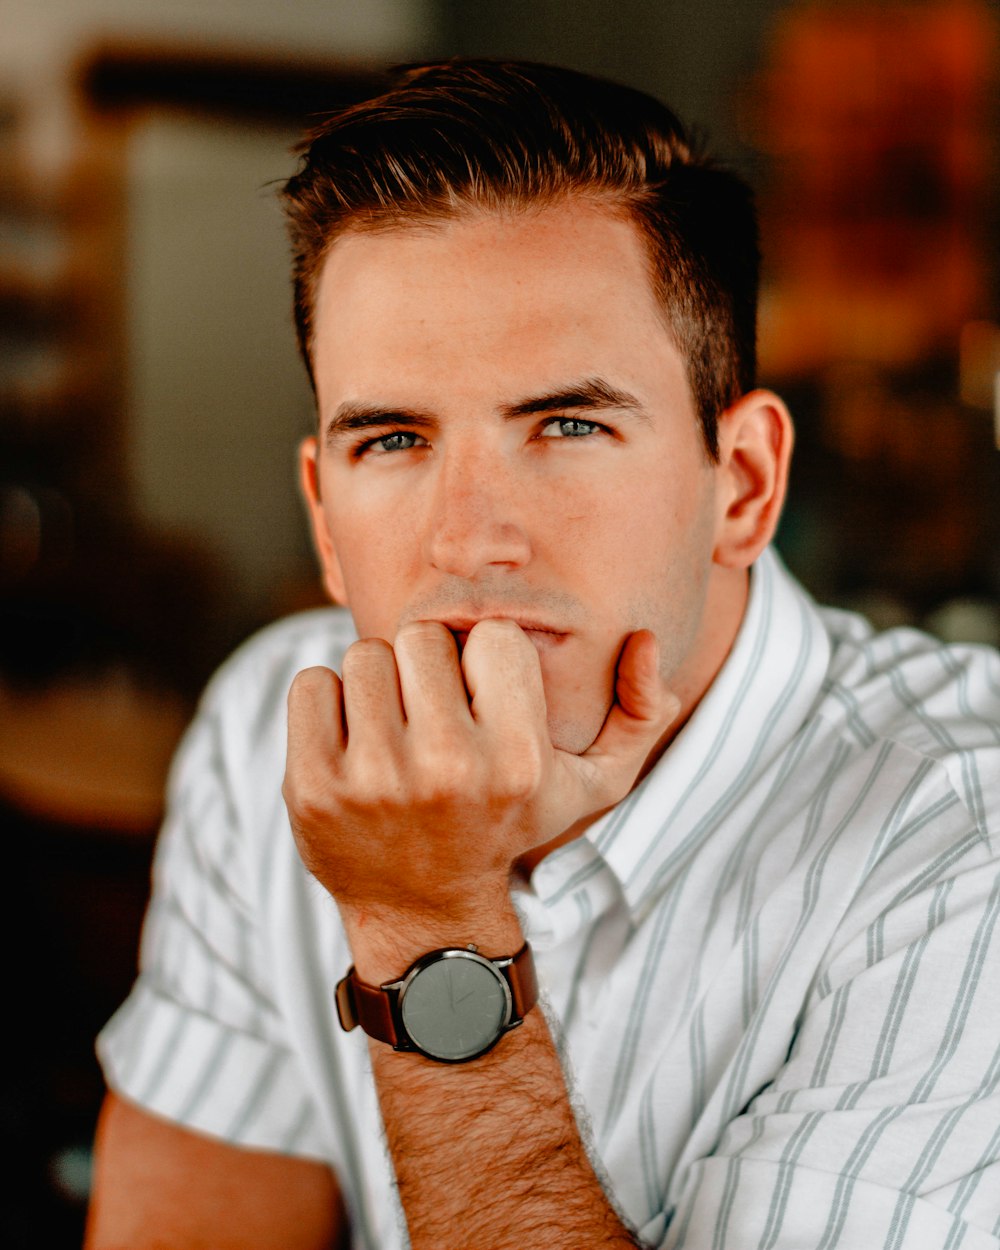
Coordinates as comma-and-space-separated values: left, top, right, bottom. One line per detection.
285, 670, 347, 765
462, 619, 547, 735
582, 631, 680, 771
339, 637, 406, 745
393, 620, 472, 730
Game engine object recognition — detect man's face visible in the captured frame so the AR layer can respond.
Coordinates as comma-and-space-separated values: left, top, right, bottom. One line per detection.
303, 199, 730, 753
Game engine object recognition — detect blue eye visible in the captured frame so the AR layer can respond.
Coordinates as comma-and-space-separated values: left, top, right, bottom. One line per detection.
539, 417, 601, 438
358, 430, 428, 456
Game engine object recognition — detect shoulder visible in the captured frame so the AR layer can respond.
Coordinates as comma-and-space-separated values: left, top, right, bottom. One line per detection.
178, 607, 357, 777
220, 605, 358, 671
814, 605, 1000, 843
204, 606, 357, 712
153, 606, 357, 875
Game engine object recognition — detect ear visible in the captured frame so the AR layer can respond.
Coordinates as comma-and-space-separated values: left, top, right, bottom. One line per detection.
298, 436, 348, 604
712, 389, 794, 570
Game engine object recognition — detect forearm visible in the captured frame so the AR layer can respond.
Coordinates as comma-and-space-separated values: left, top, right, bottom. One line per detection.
284, 623, 677, 1247
343, 899, 642, 1250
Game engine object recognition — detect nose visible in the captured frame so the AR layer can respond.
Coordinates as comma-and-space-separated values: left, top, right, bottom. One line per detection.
423, 445, 532, 579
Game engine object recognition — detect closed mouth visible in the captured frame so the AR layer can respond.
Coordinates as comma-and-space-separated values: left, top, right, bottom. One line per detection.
440, 617, 568, 651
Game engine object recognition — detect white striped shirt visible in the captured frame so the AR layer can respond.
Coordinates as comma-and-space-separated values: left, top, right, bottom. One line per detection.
98, 547, 1000, 1249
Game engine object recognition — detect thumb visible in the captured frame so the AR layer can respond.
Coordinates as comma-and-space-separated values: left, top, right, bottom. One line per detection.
544, 631, 681, 834
584, 630, 681, 773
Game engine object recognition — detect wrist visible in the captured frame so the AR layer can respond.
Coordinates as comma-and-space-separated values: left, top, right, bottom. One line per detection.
336, 940, 539, 1063
337, 887, 524, 984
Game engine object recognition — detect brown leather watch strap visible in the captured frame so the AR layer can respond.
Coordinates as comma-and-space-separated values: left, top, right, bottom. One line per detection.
336, 968, 400, 1045
335, 942, 538, 1049
506, 941, 539, 1019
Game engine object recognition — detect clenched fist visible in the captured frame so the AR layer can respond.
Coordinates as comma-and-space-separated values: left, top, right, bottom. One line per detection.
283, 618, 678, 963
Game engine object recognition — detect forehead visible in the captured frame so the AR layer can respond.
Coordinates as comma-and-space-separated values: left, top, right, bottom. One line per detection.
311, 198, 690, 414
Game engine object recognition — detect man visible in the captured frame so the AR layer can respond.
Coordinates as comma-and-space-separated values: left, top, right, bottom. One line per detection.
87, 61, 999, 1249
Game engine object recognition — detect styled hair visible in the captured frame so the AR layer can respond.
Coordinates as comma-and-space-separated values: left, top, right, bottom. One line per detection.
281, 59, 760, 459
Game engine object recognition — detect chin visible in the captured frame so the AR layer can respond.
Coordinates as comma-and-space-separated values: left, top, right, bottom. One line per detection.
546, 709, 606, 756
541, 668, 617, 754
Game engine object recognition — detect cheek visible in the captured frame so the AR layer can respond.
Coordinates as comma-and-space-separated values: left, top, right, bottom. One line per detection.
611, 474, 717, 630
326, 510, 413, 628
539, 655, 616, 754
564, 470, 695, 581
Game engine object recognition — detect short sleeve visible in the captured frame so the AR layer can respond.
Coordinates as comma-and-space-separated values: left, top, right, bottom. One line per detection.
97, 678, 330, 1160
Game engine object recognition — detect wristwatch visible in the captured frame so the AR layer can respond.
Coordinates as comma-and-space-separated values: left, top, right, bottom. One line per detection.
335, 942, 538, 1063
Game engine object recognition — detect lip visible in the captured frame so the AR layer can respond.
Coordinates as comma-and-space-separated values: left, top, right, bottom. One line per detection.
436, 616, 569, 651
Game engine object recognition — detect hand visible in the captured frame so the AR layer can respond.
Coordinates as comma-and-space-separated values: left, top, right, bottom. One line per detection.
283, 619, 679, 933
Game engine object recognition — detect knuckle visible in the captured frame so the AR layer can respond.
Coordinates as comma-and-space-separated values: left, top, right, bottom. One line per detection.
496, 742, 544, 799
282, 768, 328, 824
348, 768, 402, 810
342, 636, 394, 673
412, 745, 478, 799
395, 620, 452, 653
288, 664, 335, 704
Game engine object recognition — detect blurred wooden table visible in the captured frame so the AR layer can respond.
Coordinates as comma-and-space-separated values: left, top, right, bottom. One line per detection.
0, 668, 188, 833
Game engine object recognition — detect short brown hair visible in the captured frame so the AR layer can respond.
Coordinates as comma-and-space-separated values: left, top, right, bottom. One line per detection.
281, 59, 759, 459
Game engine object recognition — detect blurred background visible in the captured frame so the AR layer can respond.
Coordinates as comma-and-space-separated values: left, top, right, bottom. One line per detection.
1, 0, 998, 1243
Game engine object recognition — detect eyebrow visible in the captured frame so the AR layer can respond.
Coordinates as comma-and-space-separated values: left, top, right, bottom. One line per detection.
323, 402, 434, 446
499, 377, 650, 422
323, 376, 649, 445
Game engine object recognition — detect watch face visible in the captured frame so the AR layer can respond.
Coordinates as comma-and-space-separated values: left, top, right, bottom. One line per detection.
399, 950, 512, 1062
